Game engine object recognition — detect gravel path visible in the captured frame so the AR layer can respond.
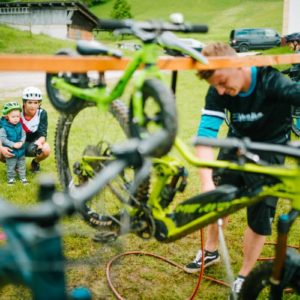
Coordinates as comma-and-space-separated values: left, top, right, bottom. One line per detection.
0, 72, 46, 99
0, 71, 124, 100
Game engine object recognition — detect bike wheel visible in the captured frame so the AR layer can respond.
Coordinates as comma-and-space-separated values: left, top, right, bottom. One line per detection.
46, 49, 87, 114
291, 106, 300, 137
55, 100, 150, 235
129, 79, 177, 158
225, 108, 231, 127
239, 261, 296, 299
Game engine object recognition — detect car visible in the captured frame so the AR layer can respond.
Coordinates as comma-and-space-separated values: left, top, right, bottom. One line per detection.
281, 32, 300, 46
229, 28, 281, 52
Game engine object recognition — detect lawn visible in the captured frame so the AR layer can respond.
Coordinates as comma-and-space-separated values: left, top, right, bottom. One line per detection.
1, 0, 299, 299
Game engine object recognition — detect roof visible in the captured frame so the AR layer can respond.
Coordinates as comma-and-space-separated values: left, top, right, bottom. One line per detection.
0, 1, 99, 26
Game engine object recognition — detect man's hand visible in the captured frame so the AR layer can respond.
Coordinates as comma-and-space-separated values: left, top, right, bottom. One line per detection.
1, 146, 14, 158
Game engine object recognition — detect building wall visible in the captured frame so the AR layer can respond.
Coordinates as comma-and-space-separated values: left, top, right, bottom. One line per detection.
283, 0, 300, 35
0, 8, 73, 25
11, 24, 68, 39
68, 27, 93, 40
0, 5, 95, 40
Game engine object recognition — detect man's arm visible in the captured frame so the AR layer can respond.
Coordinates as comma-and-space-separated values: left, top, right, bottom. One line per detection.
196, 145, 216, 192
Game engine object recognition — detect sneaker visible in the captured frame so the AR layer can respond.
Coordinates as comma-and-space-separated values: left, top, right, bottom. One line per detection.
184, 249, 220, 273
31, 159, 40, 173
229, 275, 246, 300
7, 178, 15, 185
20, 178, 29, 185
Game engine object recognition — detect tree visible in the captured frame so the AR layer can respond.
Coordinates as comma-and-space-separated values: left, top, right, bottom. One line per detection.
110, 0, 132, 19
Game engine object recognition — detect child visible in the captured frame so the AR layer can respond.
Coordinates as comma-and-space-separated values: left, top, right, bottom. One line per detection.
0, 102, 28, 184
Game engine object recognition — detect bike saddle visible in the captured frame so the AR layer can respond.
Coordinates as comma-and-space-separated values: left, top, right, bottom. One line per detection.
76, 40, 122, 58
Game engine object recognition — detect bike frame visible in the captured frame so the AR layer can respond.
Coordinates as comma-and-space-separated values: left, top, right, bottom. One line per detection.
147, 137, 300, 242
51, 42, 165, 124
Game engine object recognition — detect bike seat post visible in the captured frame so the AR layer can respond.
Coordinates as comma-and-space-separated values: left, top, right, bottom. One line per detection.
37, 174, 56, 202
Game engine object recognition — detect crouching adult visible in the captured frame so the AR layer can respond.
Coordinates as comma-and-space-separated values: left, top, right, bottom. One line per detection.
20, 86, 50, 172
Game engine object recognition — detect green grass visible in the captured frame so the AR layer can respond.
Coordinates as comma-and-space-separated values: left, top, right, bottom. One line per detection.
91, 0, 283, 42
0, 0, 299, 299
0, 24, 75, 54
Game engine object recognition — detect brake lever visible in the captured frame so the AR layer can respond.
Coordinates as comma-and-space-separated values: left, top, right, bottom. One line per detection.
236, 148, 268, 166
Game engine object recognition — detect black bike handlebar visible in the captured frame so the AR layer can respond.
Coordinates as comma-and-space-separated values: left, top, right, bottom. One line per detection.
193, 137, 300, 159
98, 18, 208, 33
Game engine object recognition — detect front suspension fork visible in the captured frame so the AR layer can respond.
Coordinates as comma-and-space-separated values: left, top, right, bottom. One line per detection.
270, 209, 299, 299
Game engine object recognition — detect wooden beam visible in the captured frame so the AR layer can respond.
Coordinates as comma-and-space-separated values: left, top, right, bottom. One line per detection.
0, 53, 299, 72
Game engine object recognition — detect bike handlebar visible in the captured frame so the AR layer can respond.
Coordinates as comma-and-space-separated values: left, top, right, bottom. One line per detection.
98, 18, 208, 33
193, 137, 300, 159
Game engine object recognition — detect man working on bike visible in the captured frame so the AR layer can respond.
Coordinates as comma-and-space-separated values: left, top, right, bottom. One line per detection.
184, 42, 300, 299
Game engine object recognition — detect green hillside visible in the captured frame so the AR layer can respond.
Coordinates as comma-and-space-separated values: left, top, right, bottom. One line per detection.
91, 0, 283, 42
0, 24, 75, 54
0, 0, 283, 53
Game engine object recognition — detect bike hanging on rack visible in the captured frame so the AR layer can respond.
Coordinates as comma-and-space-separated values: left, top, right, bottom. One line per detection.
82, 133, 300, 299
46, 14, 208, 229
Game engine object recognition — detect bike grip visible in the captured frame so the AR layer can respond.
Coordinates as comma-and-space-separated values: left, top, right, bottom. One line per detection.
187, 24, 209, 33
193, 137, 243, 149
98, 19, 129, 30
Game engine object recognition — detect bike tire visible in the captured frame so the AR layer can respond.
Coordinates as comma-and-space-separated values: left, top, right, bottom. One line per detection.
55, 100, 150, 232
224, 109, 230, 127
291, 106, 300, 137
46, 49, 87, 114
291, 123, 300, 137
239, 261, 296, 299
129, 79, 177, 158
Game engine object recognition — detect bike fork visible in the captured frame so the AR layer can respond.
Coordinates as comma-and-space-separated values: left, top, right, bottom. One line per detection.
269, 209, 299, 299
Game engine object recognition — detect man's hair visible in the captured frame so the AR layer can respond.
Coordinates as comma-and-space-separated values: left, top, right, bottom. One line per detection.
197, 42, 237, 79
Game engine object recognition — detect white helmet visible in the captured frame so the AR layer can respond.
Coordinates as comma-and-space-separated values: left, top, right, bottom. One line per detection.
22, 86, 42, 101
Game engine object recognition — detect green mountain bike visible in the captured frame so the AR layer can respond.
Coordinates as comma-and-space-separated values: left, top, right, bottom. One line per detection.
82, 134, 300, 298
46, 15, 208, 229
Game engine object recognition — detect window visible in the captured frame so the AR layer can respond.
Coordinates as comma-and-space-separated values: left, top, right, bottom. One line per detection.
265, 29, 276, 37
236, 30, 248, 37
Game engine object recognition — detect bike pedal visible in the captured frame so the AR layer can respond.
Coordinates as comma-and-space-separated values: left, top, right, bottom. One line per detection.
92, 232, 118, 243
87, 211, 114, 228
